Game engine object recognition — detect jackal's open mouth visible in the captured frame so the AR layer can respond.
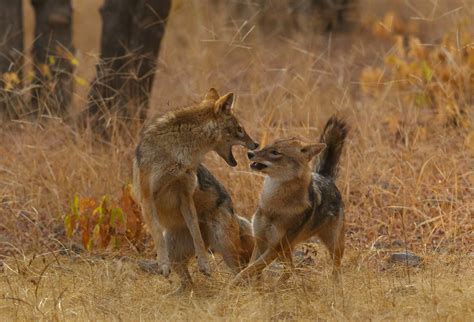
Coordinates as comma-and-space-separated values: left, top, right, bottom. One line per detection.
216, 146, 237, 167
250, 162, 268, 171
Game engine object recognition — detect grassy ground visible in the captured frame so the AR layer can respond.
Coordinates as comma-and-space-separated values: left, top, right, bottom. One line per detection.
1, 0, 473, 320
1, 250, 472, 320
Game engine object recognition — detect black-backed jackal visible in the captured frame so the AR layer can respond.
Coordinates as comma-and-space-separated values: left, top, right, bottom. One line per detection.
233, 116, 348, 283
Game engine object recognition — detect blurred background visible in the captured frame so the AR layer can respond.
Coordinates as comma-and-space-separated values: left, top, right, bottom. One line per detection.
0, 1, 473, 319
1, 0, 472, 259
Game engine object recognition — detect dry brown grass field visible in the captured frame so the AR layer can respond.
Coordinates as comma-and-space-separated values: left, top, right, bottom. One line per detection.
1, 0, 473, 320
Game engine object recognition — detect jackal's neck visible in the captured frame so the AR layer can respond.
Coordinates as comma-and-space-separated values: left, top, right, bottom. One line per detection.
177, 119, 220, 164
145, 108, 221, 167
184, 119, 220, 144
259, 169, 313, 213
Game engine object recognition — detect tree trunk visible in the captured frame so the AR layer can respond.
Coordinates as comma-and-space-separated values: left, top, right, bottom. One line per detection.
312, 0, 358, 31
85, 0, 135, 133
30, 0, 75, 117
0, 0, 24, 120
129, 0, 171, 120
85, 0, 171, 137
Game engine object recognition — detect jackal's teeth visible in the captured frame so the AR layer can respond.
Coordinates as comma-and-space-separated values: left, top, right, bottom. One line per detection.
250, 162, 268, 171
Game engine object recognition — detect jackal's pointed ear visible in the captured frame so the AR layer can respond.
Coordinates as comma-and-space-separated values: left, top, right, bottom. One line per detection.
301, 143, 326, 160
214, 92, 234, 115
204, 88, 220, 101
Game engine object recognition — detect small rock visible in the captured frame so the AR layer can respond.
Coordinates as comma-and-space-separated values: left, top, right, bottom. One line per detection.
388, 251, 423, 267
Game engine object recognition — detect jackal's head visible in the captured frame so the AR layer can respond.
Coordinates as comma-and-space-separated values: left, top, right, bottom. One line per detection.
203, 88, 259, 167
247, 138, 325, 179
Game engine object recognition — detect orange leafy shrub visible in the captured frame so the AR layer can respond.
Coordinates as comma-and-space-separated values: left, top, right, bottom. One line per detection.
63, 185, 144, 252
361, 13, 473, 128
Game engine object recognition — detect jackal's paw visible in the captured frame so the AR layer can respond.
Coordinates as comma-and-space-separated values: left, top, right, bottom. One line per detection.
159, 263, 171, 278
197, 258, 211, 276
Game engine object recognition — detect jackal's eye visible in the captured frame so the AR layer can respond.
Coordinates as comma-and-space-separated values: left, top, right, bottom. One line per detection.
236, 126, 244, 138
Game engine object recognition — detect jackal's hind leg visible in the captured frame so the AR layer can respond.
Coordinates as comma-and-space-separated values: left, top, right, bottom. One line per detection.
209, 210, 244, 274
316, 212, 345, 279
217, 239, 243, 274
166, 229, 194, 293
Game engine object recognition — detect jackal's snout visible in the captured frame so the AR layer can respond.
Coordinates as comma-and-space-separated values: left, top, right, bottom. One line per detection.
247, 148, 271, 171
246, 141, 259, 151
238, 126, 258, 151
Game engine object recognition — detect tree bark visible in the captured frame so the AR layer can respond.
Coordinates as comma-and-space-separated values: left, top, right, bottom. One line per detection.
129, 0, 171, 120
30, 0, 75, 117
85, 0, 171, 136
312, 0, 358, 31
85, 0, 134, 132
0, 0, 24, 120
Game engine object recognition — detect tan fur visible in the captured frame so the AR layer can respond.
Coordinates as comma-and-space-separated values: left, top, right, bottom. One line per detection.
166, 168, 255, 292
233, 121, 347, 284
134, 88, 258, 277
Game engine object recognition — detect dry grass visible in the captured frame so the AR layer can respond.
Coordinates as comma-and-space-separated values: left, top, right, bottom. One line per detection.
1, 0, 473, 320
1, 251, 472, 320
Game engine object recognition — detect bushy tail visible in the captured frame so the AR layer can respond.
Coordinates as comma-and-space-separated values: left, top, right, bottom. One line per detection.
314, 116, 348, 178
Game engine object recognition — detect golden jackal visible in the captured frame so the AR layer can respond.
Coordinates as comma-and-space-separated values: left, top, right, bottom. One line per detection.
133, 88, 258, 277
233, 116, 348, 283
162, 164, 254, 292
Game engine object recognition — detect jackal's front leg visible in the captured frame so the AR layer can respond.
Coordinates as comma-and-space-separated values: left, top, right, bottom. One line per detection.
179, 188, 211, 276
231, 222, 286, 285
140, 198, 170, 277
139, 170, 171, 276
231, 247, 280, 285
